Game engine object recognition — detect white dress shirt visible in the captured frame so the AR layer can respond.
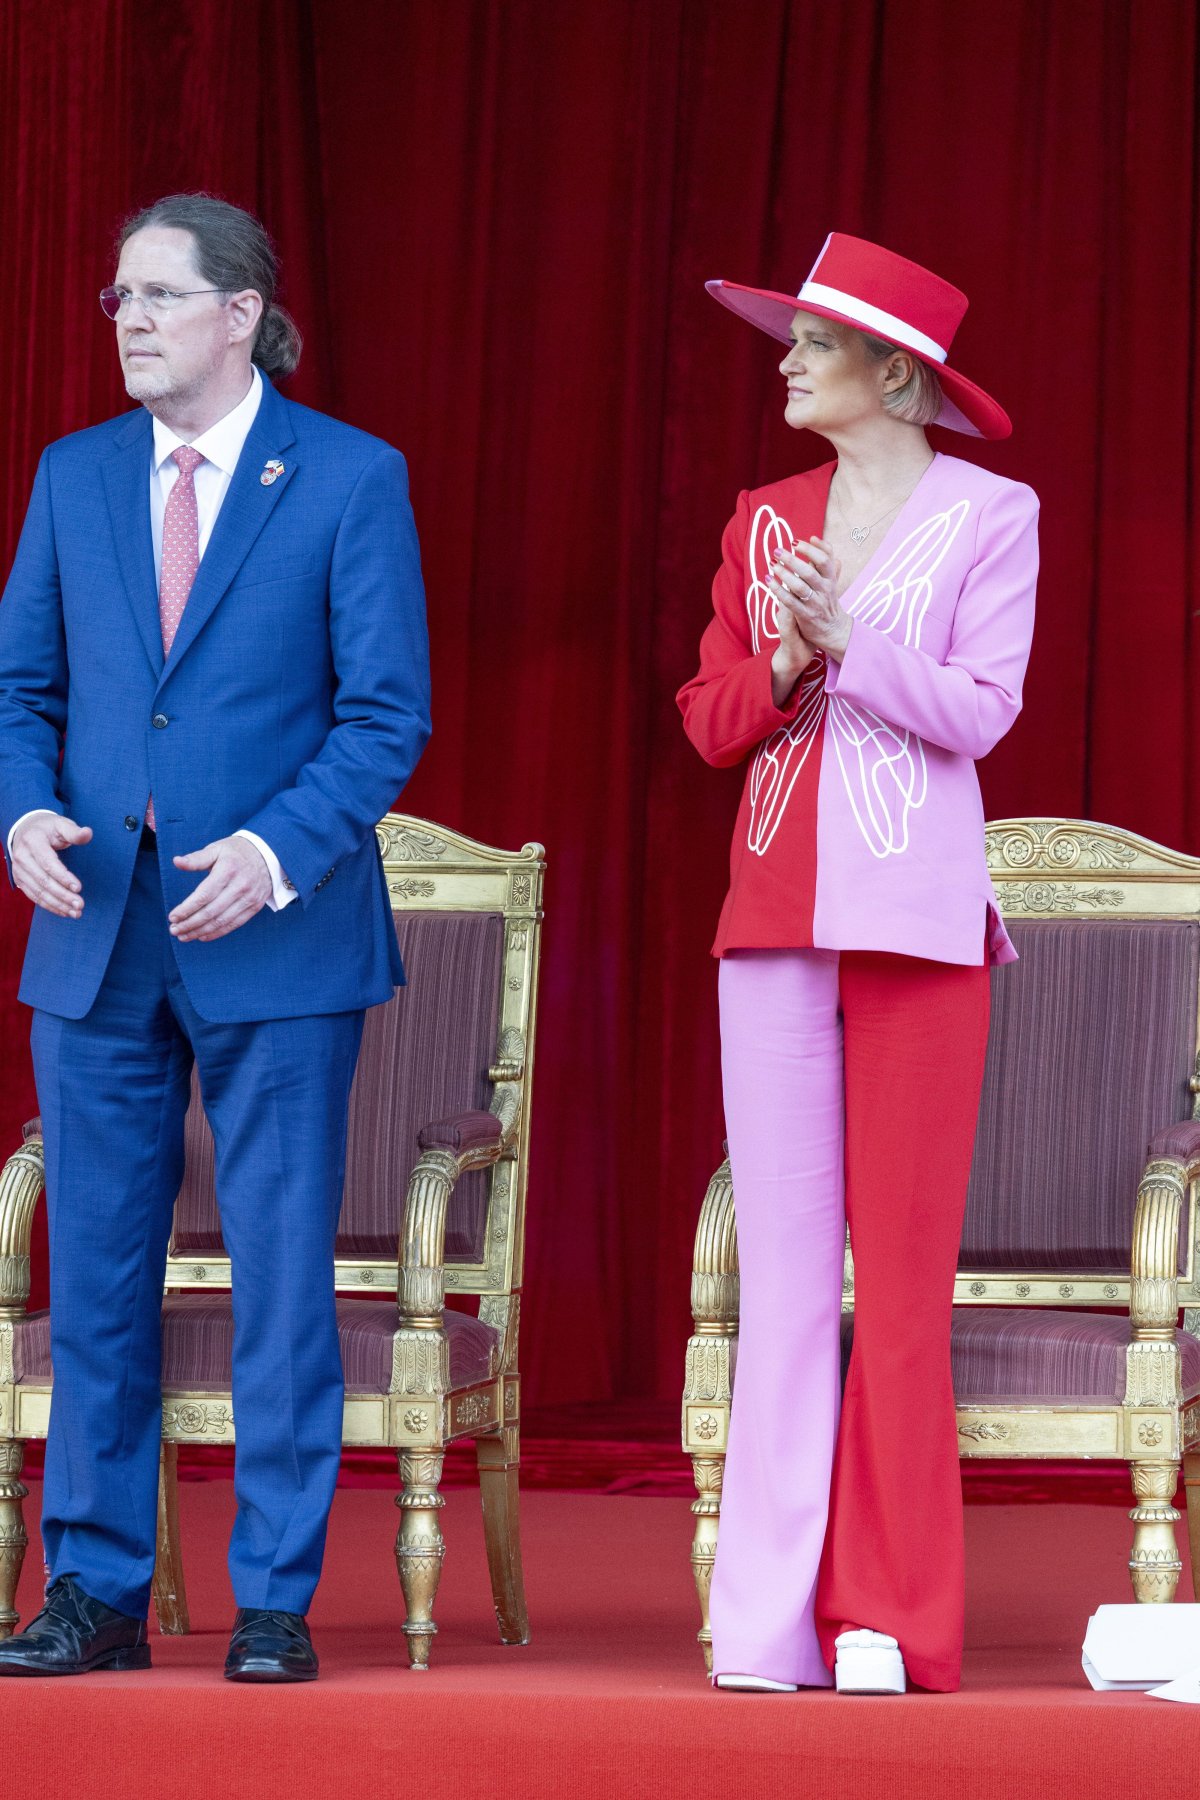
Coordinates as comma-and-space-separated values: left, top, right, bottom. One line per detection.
10, 364, 297, 910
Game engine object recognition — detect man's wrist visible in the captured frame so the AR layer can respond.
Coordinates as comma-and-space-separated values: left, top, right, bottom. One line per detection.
233, 829, 297, 911
7, 808, 60, 859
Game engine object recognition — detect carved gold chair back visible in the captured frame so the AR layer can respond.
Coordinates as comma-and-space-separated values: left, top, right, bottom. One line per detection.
682, 820, 1200, 1670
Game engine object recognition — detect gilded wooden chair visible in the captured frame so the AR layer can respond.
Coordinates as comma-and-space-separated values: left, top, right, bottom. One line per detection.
682, 819, 1200, 1669
0, 812, 545, 1668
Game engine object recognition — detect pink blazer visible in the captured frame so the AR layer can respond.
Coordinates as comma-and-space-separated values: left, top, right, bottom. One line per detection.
677, 452, 1040, 966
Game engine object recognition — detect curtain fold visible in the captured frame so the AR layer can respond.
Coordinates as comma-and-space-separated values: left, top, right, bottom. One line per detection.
1, 0, 1195, 1402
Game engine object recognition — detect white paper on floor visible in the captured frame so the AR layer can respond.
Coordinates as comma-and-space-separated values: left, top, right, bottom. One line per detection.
1147, 1663, 1200, 1704
1082, 1603, 1200, 1695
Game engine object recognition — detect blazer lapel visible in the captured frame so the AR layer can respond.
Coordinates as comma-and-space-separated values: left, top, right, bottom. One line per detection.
157, 378, 299, 688
100, 409, 162, 678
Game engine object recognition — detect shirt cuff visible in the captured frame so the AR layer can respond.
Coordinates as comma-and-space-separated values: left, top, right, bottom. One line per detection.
7, 808, 61, 860
234, 829, 297, 911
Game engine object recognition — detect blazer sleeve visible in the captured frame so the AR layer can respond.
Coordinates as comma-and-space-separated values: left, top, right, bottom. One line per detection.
823, 481, 1039, 761
677, 489, 814, 767
237, 446, 432, 905
0, 449, 69, 873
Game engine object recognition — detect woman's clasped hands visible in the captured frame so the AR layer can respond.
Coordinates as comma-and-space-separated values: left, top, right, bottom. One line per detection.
768, 537, 853, 666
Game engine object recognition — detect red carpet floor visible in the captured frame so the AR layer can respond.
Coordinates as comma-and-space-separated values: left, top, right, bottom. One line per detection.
8, 1476, 1198, 1800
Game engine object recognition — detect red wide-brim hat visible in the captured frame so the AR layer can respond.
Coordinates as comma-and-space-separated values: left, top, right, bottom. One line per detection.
706, 231, 1011, 441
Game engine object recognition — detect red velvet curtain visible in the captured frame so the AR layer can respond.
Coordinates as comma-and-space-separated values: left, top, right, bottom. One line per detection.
1, 0, 1196, 1403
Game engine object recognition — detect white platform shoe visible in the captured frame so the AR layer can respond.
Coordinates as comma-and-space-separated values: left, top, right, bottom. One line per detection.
715, 1673, 799, 1693
834, 1629, 906, 1694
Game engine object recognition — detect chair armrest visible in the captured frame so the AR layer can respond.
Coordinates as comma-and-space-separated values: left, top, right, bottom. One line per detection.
0, 1123, 45, 1321
691, 1158, 739, 1331
1146, 1120, 1200, 1178
397, 1035, 526, 1328
1128, 1129, 1198, 1335
418, 1111, 503, 1154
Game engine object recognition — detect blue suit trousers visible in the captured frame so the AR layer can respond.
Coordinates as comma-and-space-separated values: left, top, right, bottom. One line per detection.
31, 846, 365, 1617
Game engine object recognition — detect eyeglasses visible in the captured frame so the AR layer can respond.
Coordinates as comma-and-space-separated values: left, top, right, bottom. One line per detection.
99, 285, 225, 321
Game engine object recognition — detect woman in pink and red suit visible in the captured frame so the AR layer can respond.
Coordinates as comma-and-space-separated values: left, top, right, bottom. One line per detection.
677, 233, 1038, 1697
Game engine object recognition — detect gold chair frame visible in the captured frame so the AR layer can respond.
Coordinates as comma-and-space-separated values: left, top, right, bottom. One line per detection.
682, 818, 1200, 1670
0, 811, 545, 1667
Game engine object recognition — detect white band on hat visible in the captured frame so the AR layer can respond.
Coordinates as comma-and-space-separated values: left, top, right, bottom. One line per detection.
797, 281, 949, 363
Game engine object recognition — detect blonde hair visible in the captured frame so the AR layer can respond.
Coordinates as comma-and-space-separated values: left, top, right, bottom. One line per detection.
860, 329, 943, 426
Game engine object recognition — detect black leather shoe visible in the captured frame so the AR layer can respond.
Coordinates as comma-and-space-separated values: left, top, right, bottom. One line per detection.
0, 1574, 150, 1676
224, 1609, 318, 1683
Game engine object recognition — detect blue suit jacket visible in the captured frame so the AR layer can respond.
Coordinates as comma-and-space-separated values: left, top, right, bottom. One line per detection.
0, 374, 431, 1022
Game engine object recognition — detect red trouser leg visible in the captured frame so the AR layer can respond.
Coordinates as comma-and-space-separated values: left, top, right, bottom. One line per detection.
814, 949, 990, 1692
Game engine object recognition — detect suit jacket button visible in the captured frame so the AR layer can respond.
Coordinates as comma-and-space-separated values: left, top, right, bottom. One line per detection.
152, 713, 169, 729
124, 816, 139, 831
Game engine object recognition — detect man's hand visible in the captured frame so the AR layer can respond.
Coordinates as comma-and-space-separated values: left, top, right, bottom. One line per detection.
170, 836, 273, 942
12, 813, 93, 919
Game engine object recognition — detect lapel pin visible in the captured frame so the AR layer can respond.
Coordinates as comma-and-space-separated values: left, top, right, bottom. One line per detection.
260, 458, 285, 487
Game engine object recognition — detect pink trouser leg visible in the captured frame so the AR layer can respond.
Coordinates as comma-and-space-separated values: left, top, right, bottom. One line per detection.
815, 950, 991, 1691
710, 948, 844, 1687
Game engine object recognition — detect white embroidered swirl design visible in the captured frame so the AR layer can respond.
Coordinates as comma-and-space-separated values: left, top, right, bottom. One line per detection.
747, 659, 827, 857
849, 502, 970, 648
827, 702, 927, 858
745, 499, 970, 858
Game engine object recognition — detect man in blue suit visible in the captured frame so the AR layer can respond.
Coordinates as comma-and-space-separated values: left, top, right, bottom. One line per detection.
0, 194, 430, 1680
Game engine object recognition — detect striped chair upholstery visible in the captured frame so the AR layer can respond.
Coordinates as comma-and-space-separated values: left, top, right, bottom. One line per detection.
963, 920, 1199, 1272
839, 1311, 1200, 1406
14, 1295, 501, 1395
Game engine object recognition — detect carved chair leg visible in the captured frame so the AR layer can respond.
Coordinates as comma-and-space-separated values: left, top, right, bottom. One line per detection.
152, 1442, 190, 1635
476, 1427, 530, 1646
0, 1440, 29, 1640
1183, 1450, 1200, 1601
1129, 1459, 1183, 1602
690, 1452, 724, 1674
395, 1449, 446, 1669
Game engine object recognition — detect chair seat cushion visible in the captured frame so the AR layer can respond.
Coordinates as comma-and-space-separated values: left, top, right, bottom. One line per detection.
840, 1307, 1200, 1404
13, 1295, 500, 1396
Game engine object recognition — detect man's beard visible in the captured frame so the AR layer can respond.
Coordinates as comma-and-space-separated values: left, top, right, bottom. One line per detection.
122, 354, 201, 417
123, 357, 172, 402
121, 341, 223, 415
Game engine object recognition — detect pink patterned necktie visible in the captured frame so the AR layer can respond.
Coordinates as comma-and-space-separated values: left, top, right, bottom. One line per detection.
146, 444, 204, 829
